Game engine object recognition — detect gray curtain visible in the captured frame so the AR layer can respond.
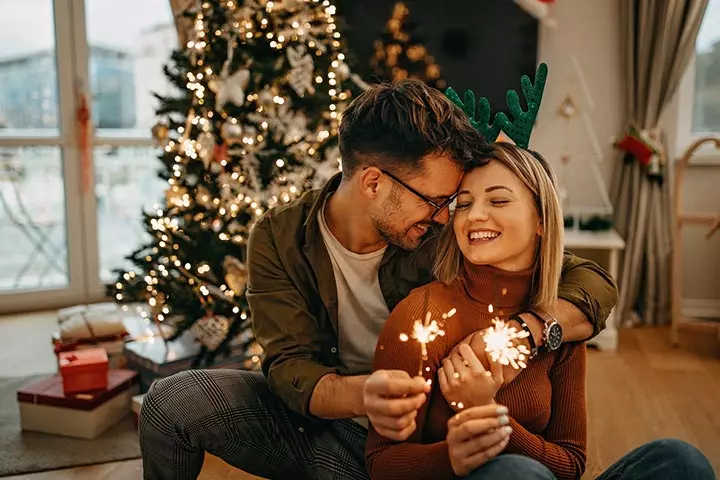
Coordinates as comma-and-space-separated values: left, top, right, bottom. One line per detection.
611, 0, 709, 327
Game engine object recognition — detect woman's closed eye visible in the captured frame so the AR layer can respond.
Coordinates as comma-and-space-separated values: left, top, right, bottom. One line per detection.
490, 198, 511, 206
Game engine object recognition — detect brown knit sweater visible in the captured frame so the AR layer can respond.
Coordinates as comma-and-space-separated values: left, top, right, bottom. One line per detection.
365, 261, 587, 480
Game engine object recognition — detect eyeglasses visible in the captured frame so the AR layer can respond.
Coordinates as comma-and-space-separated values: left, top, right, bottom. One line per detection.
378, 169, 458, 221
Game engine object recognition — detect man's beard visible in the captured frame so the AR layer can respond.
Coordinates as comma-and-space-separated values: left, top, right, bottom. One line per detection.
372, 213, 432, 251
373, 185, 433, 250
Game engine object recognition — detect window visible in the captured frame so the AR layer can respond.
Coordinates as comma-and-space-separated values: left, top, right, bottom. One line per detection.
693, 0, 720, 134
0, 0, 174, 312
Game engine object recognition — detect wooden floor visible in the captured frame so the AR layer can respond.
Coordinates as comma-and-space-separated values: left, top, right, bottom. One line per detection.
1, 312, 718, 479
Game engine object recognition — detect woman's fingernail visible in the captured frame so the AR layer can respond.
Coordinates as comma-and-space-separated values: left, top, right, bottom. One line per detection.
503, 426, 513, 435
496, 406, 508, 415
498, 415, 509, 425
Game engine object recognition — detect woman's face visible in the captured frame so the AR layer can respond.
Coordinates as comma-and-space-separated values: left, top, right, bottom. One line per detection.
453, 160, 541, 272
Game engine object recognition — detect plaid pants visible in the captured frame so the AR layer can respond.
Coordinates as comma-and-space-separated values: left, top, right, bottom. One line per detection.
139, 369, 369, 480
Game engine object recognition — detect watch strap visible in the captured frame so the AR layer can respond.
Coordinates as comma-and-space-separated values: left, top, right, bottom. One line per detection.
509, 314, 538, 359
524, 310, 549, 348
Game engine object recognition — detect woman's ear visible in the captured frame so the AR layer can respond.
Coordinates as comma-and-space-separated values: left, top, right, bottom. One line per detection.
536, 221, 544, 237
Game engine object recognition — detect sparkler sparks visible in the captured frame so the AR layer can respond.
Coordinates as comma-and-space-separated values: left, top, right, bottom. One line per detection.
482, 317, 531, 370
400, 308, 456, 375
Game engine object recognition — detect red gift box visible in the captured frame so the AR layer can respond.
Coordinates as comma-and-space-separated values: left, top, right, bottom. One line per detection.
17, 369, 139, 439
58, 348, 109, 395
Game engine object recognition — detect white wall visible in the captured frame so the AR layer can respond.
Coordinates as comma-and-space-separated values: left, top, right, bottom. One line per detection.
531, 0, 624, 214
531, 0, 720, 313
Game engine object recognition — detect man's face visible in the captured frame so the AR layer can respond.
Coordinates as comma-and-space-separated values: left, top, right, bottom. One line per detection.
368, 153, 463, 250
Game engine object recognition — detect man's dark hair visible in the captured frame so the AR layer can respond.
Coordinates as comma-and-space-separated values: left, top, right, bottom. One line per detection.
338, 79, 491, 178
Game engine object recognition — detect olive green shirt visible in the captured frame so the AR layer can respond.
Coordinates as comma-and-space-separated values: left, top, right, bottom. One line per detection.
246, 174, 618, 418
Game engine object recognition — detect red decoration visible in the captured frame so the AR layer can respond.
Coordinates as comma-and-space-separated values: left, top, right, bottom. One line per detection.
58, 348, 109, 395
213, 142, 229, 163
616, 134, 654, 166
76, 90, 92, 194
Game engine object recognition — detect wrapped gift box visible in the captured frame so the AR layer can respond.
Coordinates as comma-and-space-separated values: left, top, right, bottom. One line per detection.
58, 348, 109, 394
57, 302, 130, 340
17, 369, 139, 439
123, 331, 256, 392
52, 312, 176, 370
132, 393, 145, 427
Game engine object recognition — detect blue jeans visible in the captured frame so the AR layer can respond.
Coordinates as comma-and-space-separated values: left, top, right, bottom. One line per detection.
595, 438, 716, 480
464, 439, 715, 480
464, 454, 555, 479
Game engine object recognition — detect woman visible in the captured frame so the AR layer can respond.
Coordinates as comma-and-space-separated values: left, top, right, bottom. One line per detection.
365, 142, 585, 480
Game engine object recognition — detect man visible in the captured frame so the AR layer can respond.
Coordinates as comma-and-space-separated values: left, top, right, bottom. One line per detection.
139, 80, 714, 480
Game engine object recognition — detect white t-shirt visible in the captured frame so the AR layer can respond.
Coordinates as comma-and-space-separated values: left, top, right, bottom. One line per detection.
318, 200, 390, 428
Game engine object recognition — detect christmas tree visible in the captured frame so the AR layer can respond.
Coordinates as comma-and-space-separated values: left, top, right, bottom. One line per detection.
369, 1, 445, 89
107, 0, 362, 365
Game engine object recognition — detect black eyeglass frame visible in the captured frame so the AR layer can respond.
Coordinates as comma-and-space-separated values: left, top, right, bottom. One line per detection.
376, 168, 459, 220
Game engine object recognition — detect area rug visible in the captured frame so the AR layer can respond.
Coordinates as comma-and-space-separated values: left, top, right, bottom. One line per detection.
0, 375, 141, 476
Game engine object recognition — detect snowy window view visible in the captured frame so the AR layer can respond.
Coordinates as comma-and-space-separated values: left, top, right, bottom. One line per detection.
0, 1, 177, 292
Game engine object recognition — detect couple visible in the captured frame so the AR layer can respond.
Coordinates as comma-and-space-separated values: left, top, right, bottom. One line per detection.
138, 77, 715, 480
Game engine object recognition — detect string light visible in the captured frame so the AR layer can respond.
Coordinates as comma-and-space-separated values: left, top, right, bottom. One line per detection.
112, 0, 354, 363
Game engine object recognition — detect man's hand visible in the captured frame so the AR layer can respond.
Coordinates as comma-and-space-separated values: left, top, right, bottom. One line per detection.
447, 404, 512, 477
363, 370, 430, 441
438, 344, 502, 411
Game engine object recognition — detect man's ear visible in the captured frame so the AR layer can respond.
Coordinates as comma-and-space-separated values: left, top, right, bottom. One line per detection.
359, 167, 383, 198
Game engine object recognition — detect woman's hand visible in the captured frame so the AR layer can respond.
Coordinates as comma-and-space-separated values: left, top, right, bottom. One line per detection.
448, 330, 526, 387
446, 404, 513, 477
438, 343, 503, 411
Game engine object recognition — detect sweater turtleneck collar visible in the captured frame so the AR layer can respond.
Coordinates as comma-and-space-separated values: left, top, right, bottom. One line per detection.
459, 259, 535, 312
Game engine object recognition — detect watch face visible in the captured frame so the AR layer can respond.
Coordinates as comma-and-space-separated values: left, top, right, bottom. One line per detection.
546, 323, 563, 350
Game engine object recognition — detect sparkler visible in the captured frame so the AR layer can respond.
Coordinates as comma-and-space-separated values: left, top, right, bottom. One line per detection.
400, 308, 456, 375
482, 317, 531, 370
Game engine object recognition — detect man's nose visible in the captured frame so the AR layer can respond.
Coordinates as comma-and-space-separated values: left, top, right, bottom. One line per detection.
432, 207, 451, 225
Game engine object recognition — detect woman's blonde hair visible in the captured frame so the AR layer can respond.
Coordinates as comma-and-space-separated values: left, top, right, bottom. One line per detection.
433, 142, 564, 310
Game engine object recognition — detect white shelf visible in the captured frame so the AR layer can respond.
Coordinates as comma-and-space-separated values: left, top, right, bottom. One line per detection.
565, 228, 625, 251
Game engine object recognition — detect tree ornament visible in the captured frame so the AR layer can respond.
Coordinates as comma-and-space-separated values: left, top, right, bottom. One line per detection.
151, 122, 170, 147
191, 315, 230, 350
557, 94, 577, 119
223, 255, 248, 295
213, 142, 229, 163
185, 173, 199, 187
209, 68, 250, 110
196, 132, 216, 168
208, 40, 250, 110
287, 45, 315, 96
221, 119, 243, 142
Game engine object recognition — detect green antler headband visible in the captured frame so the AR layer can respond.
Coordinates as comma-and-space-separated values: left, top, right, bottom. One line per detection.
444, 62, 548, 149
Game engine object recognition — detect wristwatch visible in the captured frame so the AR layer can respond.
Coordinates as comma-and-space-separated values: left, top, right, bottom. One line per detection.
509, 314, 538, 359
526, 310, 563, 351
